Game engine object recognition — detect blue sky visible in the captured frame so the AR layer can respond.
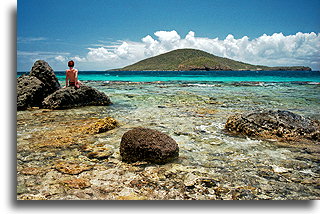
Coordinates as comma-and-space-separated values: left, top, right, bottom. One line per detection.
17, 0, 320, 71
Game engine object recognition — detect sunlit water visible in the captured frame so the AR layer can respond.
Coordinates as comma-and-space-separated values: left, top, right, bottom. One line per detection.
18, 70, 320, 82
17, 71, 320, 200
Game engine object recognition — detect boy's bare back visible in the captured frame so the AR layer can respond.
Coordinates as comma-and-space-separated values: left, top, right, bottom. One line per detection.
66, 68, 78, 83
65, 60, 81, 88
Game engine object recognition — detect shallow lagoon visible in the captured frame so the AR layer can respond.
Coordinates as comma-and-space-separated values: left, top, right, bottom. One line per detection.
17, 77, 320, 200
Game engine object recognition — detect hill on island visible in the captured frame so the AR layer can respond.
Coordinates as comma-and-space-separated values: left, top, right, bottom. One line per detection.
112, 48, 311, 71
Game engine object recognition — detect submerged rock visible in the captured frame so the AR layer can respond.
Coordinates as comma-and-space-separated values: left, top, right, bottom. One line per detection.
82, 117, 118, 134
81, 144, 114, 160
61, 178, 91, 189
42, 85, 112, 109
54, 162, 93, 175
120, 127, 179, 163
225, 110, 320, 142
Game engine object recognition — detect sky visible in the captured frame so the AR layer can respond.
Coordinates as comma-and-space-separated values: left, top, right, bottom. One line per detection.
17, 0, 320, 71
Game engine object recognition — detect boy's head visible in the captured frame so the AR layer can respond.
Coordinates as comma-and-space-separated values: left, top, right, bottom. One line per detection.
68, 60, 74, 68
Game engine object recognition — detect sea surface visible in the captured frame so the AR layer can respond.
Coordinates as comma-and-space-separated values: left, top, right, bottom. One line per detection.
18, 70, 320, 82
17, 70, 320, 200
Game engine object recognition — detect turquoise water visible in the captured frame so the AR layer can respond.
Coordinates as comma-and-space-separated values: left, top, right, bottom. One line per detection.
18, 70, 320, 82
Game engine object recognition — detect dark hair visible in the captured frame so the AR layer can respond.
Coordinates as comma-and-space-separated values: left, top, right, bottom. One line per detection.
68, 60, 74, 67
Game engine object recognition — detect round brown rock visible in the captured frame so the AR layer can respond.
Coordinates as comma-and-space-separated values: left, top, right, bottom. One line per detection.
120, 128, 179, 163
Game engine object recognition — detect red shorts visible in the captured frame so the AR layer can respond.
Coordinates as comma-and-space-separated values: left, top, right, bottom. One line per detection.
69, 82, 76, 86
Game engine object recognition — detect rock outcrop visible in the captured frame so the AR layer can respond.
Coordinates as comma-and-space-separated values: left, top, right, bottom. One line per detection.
225, 110, 320, 142
17, 60, 61, 110
42, 85, 112, 109
17, 60, 112, 110
29, 60, 61, 94
17, 75, 45, 110
120, 127, 179, 163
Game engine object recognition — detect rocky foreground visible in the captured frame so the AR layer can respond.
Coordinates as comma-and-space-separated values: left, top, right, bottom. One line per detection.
16, 102, 320, 200
17, 61, 320, 200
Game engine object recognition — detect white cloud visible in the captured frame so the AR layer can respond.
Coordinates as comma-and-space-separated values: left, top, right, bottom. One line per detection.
84, 41, 145, 69
17, 51, 69, 57
54, 55, 66, 62
18, 37, 47, 43
115, 42, 129, 58
154, 30, 181, 43
73, 31, 320, 70
153, 30, 181, 51
72, 56, 87, 62
86, 47, 117, 62
141, 35, 159, 56
17, 51, 72, 71
17, 51, 70, 64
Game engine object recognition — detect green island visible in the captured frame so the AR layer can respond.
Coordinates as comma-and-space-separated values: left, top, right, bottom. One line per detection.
112, 48, 311, 71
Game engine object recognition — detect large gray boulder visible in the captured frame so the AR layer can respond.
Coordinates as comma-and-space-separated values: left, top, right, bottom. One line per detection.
120, 127, 179, 163
17, 60, 60, 110
29, 60, 61, 95
42, 85, 112, 109
225, 110, 320, 142
17, 75, 45, 110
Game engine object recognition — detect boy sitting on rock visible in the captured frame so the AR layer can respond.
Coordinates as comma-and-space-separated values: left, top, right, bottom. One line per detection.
64, 60, 82, 88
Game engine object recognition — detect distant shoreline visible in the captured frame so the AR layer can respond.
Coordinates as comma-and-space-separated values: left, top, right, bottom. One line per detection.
109, 67, 312, 72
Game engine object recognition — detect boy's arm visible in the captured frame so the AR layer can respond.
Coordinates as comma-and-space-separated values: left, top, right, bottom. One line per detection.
65, 70, 69, 87
75, 69, 78, 83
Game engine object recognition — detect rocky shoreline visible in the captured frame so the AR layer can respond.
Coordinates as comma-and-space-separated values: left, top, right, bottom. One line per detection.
113, 67, 312, 72
17, 60, 320, 200
17, 60, 112, 110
